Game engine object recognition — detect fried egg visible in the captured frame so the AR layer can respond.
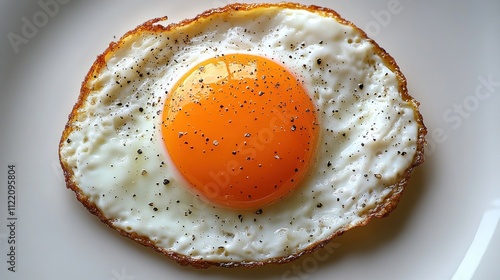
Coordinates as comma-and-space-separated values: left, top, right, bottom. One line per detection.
59, 3, 426, 268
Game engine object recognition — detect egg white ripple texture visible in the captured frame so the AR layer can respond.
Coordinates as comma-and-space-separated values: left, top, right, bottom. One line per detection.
60, 8, 418, 262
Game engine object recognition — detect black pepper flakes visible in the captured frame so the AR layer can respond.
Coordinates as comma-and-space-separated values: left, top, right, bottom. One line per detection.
163, 179, 170, 185
137, 149, 143, 154
255, 209, 263, 215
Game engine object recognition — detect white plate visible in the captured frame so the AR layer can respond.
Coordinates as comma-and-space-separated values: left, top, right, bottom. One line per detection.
1, 1, 499, 279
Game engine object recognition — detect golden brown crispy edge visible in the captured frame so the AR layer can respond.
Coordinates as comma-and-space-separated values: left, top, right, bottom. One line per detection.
58, 2, 427, 269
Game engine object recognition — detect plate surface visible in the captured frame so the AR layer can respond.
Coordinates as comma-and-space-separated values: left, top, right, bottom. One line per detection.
1, 1, 499, 279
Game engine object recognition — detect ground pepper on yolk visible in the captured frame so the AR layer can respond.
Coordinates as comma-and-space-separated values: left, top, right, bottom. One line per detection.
162, 54, 318, 209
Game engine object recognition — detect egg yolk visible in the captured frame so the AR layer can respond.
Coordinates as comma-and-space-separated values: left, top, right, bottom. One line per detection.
162, 54, 318, 209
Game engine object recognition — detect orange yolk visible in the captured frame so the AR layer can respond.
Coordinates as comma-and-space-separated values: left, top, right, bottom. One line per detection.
162, 54, 318, 209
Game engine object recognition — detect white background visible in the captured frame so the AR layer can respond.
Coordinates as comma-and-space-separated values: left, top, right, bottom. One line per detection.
1, 0, 499, 279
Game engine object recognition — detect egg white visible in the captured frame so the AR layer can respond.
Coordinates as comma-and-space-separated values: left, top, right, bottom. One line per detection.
60, 6, 420, 263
